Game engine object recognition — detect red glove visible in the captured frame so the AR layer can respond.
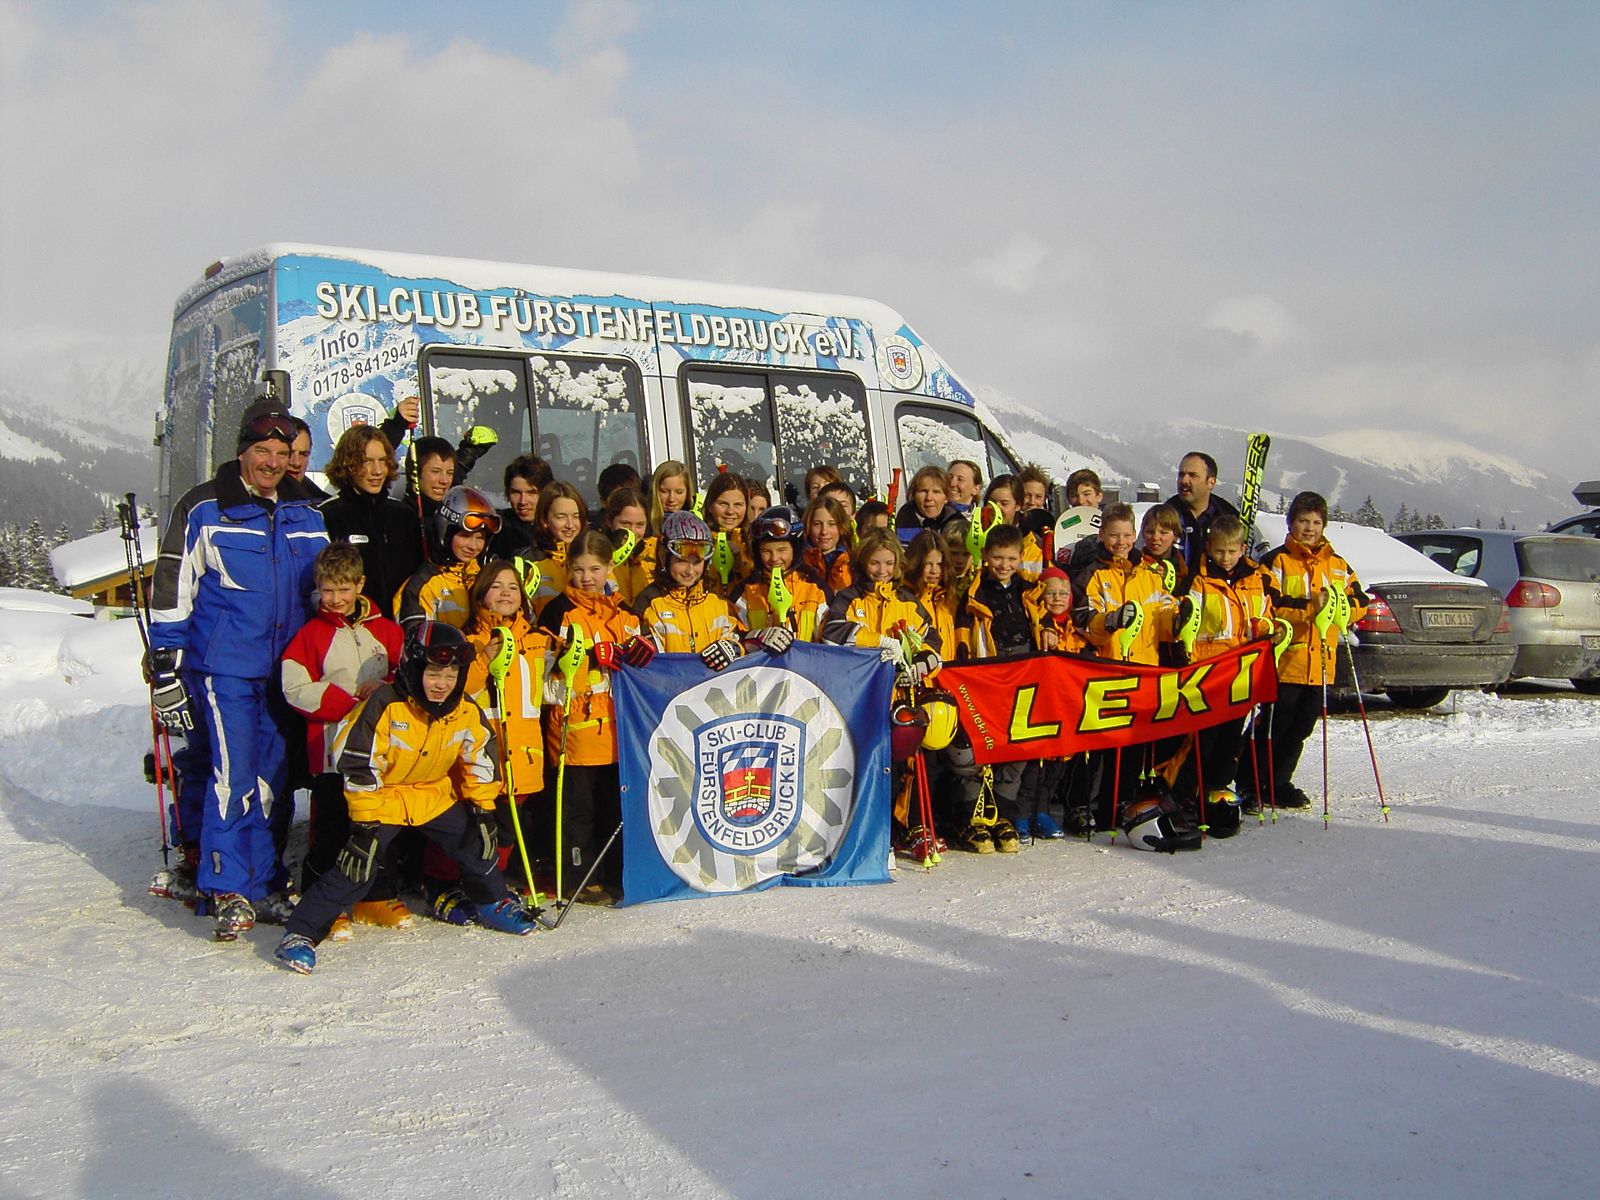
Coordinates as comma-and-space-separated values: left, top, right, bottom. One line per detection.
619, 636, 657, 668
593, 641, 621, 670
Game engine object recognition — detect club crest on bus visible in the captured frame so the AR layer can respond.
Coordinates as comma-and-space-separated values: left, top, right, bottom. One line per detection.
876, 334, 924, 389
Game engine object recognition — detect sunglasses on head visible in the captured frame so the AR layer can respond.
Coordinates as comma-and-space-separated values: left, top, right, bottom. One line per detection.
668, 538, 711, 561
244, 413, 295, 442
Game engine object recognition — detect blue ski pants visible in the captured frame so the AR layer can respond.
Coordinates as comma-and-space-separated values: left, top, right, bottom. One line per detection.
192, 673, 296, 900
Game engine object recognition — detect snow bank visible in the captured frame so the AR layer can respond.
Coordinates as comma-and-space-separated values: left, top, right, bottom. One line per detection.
0, 587, 94, 616
49, 526, 157, 590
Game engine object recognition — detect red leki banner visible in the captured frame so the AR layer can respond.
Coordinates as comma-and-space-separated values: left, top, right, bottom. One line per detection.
937, 639, 1279, 765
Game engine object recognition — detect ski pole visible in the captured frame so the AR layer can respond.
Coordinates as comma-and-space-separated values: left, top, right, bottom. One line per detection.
1313, 590, 1336, 829
487, 629, 542, 911
1109, 746, 1122, 843
553, 621, 589, 904
1192, 730, 1207, 836
542, 822, 622, 931
1331, 589, 1389, 823
120, 497, 175, 864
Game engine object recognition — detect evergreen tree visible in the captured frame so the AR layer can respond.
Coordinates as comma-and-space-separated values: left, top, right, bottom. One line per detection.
90, 509, 113, 534
1390, 502, 1411, 532
1354, 495, 1385, 529
1498, 516, 1508, 530
1425, 512, 1446, 530
20, 519, 51, 591
1330, 503, 1355, 523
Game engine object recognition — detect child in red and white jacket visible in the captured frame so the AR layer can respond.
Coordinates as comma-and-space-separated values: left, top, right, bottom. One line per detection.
281, 545, 403, 923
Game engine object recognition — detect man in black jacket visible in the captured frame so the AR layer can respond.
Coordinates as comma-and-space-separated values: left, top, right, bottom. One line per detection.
1166, 451, 1239, 571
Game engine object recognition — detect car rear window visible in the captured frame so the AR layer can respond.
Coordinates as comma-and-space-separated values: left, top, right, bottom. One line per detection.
1516, 538, 1600, 582
1400, 535, 1482, 577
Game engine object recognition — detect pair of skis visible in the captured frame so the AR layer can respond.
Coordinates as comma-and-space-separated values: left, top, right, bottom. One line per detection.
118, 495, 184, 868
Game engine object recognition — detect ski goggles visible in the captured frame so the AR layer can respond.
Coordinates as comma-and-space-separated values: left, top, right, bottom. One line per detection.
455, 509, 501, 535
420, 642, 474, 668
754, 515, 796, 540
240, 412, 296, 445
667, 538, 711, 561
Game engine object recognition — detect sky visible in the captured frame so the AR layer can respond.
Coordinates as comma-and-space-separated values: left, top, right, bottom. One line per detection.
1, 0, 1596, 480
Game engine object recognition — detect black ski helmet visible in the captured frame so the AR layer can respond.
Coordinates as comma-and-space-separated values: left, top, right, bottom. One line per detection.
1205, 787, 1244, 838
431, 485, 501, 562
397, 620, 473, 718
750, 505, 804, 552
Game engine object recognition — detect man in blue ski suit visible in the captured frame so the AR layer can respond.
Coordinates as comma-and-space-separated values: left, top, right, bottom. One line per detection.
148, 400, 329, 940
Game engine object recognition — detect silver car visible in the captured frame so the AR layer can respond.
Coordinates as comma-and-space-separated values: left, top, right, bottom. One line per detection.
1395, 529, 1600, 694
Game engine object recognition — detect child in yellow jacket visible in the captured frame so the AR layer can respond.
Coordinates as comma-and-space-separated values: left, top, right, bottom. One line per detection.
1172, 515, 1278, 818
1250, 491, 1369, 809
275, 622, 536, 973
737, 506, 828, 642
440, 559, 555, 899
1073, 504, 1184, 835
537, 531, 656, 903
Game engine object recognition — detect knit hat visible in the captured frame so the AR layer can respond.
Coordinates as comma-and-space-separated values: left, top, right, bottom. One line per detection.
237, 399, 296, 454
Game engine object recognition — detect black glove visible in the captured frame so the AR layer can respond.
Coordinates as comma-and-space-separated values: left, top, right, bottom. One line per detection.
1107, 604, 1145, 633
453, 425, 499, 475
753, 625, 794, 654
910, 646, 941, 682
700, 638, 741, 672
336, 822, 382, 884
1104, 602, 1139, 632
470, 807, 498, 864
147, 647, 193, 733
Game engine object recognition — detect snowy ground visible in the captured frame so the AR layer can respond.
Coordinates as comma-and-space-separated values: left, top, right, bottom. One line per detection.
2, 609, 1597, 1199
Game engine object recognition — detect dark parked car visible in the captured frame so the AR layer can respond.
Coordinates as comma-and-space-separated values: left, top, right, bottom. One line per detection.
1546, 480, 1600, 538
1395, 529, 1600, 694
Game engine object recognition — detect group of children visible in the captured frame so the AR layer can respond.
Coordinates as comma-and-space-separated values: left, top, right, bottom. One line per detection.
268, 424, 1368, 974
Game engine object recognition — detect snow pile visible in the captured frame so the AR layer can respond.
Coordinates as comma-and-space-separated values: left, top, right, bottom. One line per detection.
0, 587, 94, 616
48, 525, 157, 589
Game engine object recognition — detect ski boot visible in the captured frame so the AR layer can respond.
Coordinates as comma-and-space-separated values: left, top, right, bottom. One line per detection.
212, 893, 255, 942
992, 819, 1021, 853
352, 899, 415, 929
254, 890, 300, 926
1032, 812, 1066, 839
148, 846, 201, 903
476, 897, 538, 935
274, 934, 316, 975
429, 887, 479, 926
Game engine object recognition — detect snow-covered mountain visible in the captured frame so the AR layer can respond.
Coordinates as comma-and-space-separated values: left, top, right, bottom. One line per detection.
977, 387, 1578, 529
0, 328, 1579, 534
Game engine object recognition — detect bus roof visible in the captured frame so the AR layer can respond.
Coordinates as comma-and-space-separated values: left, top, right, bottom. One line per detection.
175, 243, 916, 333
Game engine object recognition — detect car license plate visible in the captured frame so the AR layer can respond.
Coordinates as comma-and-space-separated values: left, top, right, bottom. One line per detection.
1421, 609, 1475, 629
1582, 635, 1600, 650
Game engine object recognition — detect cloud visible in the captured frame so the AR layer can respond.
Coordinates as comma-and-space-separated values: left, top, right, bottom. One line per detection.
1201, 295, 1301, 351
966, 234, 1050, 295
1, 0, 1595, 485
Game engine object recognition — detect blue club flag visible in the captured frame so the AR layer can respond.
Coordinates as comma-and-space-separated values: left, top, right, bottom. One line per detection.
612, 641, 894, 905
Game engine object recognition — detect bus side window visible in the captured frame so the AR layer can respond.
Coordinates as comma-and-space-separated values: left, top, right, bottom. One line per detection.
422, 351, 531, 499
528, 354, 646, 508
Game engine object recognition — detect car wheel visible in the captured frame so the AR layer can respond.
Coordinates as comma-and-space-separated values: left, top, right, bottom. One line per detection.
1571, 678, 1600, 695
1386, 687, 1451, 709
